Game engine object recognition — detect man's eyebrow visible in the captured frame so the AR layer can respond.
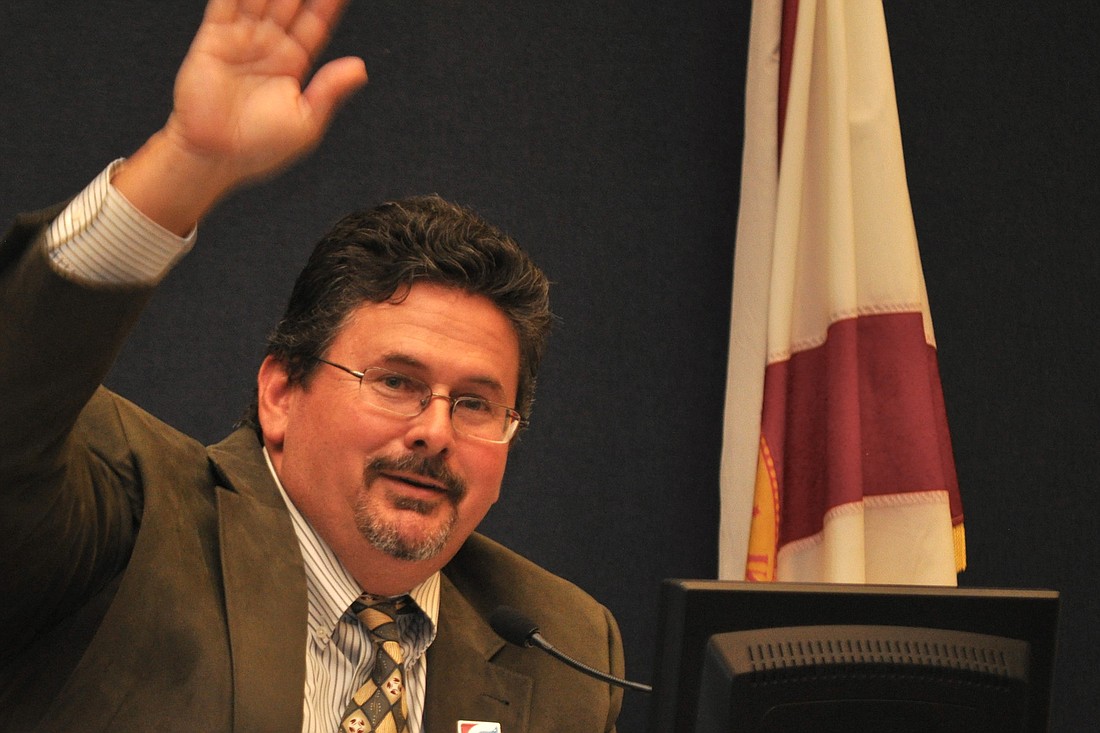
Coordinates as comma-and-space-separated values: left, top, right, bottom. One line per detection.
463, 374, 508, 396
379, 353, 426, 371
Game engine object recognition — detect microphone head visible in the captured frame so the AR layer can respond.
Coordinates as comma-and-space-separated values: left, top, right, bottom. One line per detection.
489, 606, 540, 647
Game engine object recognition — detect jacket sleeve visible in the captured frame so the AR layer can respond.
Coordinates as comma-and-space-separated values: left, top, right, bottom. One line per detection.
0, 209, 155, 655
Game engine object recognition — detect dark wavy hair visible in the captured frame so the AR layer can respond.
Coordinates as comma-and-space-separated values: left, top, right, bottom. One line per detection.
242, 194, 552, 435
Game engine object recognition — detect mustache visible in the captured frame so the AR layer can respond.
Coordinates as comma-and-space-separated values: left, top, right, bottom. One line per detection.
366, 453, 467, 501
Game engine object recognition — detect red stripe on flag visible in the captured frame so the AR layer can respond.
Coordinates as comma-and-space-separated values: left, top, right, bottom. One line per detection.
760, 312, 961, 547
777, 0, 799, 159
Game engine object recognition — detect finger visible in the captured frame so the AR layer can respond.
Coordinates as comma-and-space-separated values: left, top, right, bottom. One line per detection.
265, 0, 300, 27
237, 0, 271, 20
288, 0, 352, 58
300, 0, 352, 30
202, 0, 239, 24
301, 55, 368, 131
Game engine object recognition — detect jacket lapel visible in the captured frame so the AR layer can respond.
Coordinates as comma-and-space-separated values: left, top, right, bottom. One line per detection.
422, 574, 533, 733
209, 428, 308, 733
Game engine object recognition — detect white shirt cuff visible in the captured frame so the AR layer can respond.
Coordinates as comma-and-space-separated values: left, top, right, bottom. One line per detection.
45, 159, 196, 285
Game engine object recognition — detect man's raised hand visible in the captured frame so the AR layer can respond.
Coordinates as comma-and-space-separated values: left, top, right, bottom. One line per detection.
114, 0, 367, 235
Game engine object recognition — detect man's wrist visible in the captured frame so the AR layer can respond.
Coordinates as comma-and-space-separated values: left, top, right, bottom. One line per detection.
111, 127, 242, 237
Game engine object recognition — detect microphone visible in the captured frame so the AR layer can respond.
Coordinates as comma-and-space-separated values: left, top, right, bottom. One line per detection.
489, 606, 653, 693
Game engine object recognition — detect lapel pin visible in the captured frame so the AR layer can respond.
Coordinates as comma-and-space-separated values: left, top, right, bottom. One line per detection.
457, 722, 502, 733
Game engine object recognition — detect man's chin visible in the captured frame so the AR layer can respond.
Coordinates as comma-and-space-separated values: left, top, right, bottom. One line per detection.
370, 530, 451, 563
355, 502, 457, 563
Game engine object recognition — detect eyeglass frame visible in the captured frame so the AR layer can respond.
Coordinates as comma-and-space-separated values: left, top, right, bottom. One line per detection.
311, 357, 527, 444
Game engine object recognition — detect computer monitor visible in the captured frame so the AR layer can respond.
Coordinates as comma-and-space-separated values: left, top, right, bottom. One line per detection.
648, 579, 1059, 732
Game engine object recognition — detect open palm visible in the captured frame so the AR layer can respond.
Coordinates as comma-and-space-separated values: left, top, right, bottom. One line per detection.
166, 0, 367, 183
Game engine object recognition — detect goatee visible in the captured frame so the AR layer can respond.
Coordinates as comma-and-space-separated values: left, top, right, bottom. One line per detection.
355, 454, 467, 562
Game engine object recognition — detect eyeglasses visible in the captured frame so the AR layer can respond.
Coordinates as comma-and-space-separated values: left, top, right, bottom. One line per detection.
313, 357, 525, 444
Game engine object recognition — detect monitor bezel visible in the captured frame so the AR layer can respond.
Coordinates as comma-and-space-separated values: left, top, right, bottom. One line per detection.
647, 579, 1060, 733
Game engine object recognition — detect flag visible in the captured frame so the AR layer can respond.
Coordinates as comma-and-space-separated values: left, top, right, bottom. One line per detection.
719, 0, 966, 584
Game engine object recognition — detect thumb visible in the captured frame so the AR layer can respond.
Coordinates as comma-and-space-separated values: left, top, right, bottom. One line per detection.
301, 56, 369, 134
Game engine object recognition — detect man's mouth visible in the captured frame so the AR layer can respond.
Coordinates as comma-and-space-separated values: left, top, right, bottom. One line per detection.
366, 454, 467, 504
382, 471, 448, 493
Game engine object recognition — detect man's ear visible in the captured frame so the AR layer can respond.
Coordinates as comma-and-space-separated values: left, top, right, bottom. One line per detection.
256, 355, 293, 454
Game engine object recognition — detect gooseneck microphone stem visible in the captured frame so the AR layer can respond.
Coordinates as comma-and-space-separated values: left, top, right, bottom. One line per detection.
528, 630, 654, 693
489, 606, 653, 694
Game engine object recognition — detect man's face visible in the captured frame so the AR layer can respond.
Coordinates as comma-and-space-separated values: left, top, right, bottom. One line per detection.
258, 282, 520, 592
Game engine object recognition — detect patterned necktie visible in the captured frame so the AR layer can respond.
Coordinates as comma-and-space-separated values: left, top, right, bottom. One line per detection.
340, 597, 409, 733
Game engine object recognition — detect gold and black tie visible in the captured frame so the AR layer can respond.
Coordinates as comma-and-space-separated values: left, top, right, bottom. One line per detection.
340, 597, 409, 733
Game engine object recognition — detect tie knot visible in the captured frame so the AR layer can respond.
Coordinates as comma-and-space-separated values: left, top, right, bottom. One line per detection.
351, 596, 407, 642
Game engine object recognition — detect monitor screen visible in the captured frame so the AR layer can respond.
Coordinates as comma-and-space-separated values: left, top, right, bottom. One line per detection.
647, 579, 1059, 733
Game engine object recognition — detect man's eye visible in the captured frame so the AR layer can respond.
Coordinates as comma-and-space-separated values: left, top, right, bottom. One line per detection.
456, 397, 494, 414
376, 374, 416, 392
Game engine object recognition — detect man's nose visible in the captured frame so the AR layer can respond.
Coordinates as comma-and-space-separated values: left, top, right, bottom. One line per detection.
403, 394, 455, 454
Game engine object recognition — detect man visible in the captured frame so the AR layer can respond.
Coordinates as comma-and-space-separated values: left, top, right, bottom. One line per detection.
0, 0, 625, 731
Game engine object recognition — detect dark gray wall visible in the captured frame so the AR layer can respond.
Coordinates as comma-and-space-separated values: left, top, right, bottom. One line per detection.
2, 2, 1096, 731
886, 5, 1100, 730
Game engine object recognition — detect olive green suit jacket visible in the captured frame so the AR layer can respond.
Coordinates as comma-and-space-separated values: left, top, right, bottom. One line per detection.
0, 208, 624, 732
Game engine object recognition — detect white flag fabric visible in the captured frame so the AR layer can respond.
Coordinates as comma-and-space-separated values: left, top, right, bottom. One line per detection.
719, 0, 966, 584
